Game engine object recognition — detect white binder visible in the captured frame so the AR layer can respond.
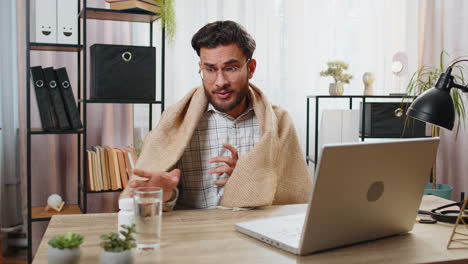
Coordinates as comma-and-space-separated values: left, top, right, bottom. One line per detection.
31, 0, 57, 43
57, 0, 78, 44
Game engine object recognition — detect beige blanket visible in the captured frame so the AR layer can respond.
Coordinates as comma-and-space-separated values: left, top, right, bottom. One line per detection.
134, 83, 312, 207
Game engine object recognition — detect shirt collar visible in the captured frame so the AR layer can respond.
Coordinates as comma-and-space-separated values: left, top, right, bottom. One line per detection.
206, 100, 255, 120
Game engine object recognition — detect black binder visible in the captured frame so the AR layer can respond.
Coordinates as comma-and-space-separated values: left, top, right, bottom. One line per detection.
55, 67, 83, 129
43, 67, 71, 130
30, 66, 56, 130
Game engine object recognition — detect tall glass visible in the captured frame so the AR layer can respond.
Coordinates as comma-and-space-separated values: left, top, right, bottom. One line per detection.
133, 187, 163, 250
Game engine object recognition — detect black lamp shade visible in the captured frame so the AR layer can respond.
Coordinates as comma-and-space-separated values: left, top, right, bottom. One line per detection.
407, 87, 455, 130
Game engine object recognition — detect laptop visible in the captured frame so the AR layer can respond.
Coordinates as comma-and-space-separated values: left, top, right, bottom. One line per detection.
235, 138, 440, 255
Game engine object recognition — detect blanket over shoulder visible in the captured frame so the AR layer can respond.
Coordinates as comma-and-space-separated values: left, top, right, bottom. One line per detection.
133, 83, 312, 207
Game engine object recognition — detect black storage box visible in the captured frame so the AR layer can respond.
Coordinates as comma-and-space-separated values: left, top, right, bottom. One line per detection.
359, 102, 426, 138
90, 44, 156, 101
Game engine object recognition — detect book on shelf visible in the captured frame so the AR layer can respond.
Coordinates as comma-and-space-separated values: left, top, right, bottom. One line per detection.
105, 146, 122, 190
110, 0, 161, 14
99, 146, 112, 190
86, 150, 95, 191
92, 146, 107, 190
115, 148, 129, 188
92, 150, 103, 191
87, 145, 137, 191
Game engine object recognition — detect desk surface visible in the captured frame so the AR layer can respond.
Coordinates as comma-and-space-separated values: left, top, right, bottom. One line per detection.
33, 195, 467, 264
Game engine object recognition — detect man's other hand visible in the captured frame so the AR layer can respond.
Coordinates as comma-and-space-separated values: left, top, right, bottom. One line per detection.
129, 168, 181, 202
208, 143, 239, 186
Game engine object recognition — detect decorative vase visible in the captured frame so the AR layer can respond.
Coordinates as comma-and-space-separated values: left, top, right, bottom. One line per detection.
100, 250, 134, 264
329, 82, 343, 96
47, 246, 81, 264
362, 72, 375, 95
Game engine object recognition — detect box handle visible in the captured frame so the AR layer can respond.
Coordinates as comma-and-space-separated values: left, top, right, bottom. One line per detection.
394, 107, 404, 118
122, 51, 132, 62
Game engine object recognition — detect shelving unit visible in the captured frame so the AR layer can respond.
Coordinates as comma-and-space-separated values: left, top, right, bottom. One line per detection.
80, 3, 165, 213
26, 2, 83, 262
25, 1, 165, 262
305, 95, 422, 168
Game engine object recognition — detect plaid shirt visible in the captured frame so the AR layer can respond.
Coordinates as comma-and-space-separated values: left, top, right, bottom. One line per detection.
175, 103, 260, 209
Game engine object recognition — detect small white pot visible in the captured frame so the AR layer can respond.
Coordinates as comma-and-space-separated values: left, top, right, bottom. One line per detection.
100, 249, 134, 264
47, 246, 81, 264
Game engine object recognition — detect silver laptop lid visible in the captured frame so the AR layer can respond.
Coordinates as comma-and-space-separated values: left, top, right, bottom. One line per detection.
299, 138, 440, 255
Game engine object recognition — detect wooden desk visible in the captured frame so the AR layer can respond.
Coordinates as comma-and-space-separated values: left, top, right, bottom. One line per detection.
33, 195, 467, 264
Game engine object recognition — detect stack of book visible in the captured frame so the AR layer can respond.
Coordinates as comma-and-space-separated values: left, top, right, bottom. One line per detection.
87, 145, 138, 191
106, 0, 162, 14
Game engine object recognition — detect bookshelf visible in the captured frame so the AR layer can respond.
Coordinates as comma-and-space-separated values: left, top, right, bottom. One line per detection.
25, 1, 165, 262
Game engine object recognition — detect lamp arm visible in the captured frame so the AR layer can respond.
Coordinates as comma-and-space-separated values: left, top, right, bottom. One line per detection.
451, 82, 468, 93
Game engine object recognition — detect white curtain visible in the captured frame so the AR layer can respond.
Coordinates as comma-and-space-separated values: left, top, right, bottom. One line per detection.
161, 0, 419, 153
420, 0, 468, 200
1, 0, 22, 231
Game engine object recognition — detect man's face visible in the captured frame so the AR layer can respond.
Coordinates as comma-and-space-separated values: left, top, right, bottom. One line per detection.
199, 43, 256, 118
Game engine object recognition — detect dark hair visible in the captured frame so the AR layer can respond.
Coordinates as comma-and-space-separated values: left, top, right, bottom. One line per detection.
191, 21, 256, 59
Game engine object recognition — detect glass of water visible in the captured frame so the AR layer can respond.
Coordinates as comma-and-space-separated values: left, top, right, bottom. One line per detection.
133, 187, 163, 250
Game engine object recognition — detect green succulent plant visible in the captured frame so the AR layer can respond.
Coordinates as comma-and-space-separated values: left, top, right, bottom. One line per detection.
48, 232, 84, 249
320, 60, 353, 84
100, 224, 137, 253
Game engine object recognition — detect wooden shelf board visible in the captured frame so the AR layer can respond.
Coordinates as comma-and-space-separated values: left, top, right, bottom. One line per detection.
31, 205, 82, 221
87, 189, 123, 194
30, 128, 84, 135
80, 8, 160, 23
30, 43, 82, 52
82, 99, 163, 104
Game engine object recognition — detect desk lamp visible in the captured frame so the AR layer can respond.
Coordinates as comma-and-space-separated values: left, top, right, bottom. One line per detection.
407, 59, 468, 248
407, 60, 468, 130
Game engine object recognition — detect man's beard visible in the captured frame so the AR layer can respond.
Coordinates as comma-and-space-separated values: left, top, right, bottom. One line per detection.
204, 82, 249, 113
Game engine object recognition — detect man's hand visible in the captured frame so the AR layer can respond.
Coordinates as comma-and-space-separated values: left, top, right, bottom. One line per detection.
129, 168, 181, 202
208, 143, 239, 186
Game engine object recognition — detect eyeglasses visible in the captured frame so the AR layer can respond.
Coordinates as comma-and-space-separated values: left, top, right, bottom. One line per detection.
199, 59, 250, 83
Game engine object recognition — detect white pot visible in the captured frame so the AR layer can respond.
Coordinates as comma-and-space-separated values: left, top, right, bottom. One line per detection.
47, 246, 81, 264
329, 82, 344, 95
100, 249, 134, 264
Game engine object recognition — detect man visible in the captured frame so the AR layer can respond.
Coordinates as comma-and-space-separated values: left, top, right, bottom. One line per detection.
121, 21, 311, 210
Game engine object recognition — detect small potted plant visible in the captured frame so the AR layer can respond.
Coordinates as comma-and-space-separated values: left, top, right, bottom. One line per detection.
47, 232, 83, 264
100, 224, 137, 264
320, 60, 353, 95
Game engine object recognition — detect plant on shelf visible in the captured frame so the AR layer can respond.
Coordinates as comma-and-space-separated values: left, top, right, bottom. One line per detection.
148, 0, 176, 41
100, 224, 137, 264
47, 232, 83, 264
406, 51, 468, 195
320, 60, 353, 96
